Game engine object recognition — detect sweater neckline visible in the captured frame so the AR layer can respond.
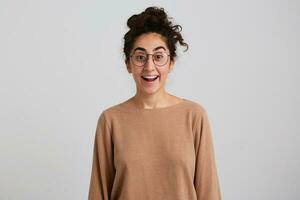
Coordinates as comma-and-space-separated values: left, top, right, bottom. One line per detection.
126, 98, 188, 112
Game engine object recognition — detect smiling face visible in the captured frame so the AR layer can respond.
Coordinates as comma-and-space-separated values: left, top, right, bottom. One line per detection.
126, 32, 174, 96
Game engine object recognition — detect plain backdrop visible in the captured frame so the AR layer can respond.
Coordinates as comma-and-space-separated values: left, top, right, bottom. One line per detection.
0, 0, 299, 199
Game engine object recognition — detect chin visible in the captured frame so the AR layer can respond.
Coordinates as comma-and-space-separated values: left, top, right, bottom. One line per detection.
143, 85, 164, 95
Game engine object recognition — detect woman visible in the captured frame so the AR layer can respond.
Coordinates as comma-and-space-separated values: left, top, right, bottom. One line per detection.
88, 6, 221, 200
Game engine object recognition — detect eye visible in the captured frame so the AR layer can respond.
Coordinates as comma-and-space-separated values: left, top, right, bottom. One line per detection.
154, 53, 164, 60
134, 54, 147, 61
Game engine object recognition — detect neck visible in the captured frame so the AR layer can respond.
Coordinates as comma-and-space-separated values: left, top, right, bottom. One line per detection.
132, 88, 171, 109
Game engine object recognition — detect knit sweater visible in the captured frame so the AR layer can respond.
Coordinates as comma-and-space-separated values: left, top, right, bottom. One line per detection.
88, 98, 221, 200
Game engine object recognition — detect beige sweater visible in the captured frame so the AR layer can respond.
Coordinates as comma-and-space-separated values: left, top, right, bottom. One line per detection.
88, 98, 221, 200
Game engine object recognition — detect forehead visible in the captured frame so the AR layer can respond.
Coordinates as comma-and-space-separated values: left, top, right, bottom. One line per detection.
132, 33, 168, 53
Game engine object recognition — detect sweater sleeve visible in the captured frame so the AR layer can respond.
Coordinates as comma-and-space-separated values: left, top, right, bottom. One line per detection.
88, 112, 115, 200
193, 108, 222, 200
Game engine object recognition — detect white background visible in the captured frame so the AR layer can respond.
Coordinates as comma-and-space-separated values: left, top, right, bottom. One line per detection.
0, 0, 299, 199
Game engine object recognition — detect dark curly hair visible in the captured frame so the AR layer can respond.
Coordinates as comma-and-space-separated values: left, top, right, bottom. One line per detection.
123, 6, 189, 63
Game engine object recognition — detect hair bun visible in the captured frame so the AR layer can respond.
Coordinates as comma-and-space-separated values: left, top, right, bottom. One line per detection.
127, 7, 169, 29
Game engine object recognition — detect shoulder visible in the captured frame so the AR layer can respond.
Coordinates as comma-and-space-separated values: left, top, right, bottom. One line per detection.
182, 98, 208, 117
96, 100, 129, 123
180, 98, 212, 131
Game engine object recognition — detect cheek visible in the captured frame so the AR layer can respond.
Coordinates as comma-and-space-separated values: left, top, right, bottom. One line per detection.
131, 71, 142, 82
158, 70, 169, 80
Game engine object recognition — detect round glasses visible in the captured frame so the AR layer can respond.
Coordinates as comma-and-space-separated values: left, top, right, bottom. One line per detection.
130, 51, 170, 67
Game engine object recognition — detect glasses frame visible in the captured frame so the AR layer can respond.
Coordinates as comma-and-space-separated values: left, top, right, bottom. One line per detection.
129, 51, 171, 67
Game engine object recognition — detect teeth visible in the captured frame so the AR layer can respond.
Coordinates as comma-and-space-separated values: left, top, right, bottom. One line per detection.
142, 75, 158, 78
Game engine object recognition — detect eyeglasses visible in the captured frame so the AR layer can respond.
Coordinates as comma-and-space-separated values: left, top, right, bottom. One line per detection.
130, 51, 170, 67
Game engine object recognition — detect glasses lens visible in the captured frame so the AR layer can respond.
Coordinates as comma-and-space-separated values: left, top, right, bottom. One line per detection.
131, 53, 147, 67
153, 52, 168, 66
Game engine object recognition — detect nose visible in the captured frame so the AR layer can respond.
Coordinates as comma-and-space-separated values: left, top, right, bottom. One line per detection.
143, 55, 156, 71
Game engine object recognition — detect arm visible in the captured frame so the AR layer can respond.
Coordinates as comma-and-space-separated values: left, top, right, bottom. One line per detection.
193, 108, 222, 200
88, 112, 115, 200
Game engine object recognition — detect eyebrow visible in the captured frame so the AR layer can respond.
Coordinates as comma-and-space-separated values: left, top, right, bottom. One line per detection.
133, 46, 166, 53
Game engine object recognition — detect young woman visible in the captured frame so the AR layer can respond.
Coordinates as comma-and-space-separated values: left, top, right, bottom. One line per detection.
88, 6, 221, 200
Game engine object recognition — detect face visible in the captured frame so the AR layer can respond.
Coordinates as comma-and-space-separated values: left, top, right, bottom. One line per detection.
126, 32, 174, 95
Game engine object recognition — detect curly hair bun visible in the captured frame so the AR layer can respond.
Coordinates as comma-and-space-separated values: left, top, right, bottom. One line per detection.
127, 7, 169, 29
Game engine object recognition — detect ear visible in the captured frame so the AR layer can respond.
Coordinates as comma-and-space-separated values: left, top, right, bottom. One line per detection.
168, 60, 175, 73
125, 60, 132, 73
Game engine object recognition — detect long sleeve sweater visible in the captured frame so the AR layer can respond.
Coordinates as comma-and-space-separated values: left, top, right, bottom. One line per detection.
88, 98, 221, 200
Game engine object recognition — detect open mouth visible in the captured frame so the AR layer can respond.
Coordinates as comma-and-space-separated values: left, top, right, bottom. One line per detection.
141, 75, 159, 82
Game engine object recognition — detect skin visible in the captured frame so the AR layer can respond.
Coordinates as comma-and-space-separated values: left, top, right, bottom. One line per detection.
125, 32, 183, 109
